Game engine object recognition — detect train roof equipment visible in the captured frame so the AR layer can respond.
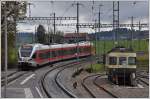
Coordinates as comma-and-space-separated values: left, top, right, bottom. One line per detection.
21, 41, 92, 51
107, 46, 134, 53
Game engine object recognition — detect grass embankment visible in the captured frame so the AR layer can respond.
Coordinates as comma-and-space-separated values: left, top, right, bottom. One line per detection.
86, 63, 105, 73
137, 52, 149, 70
8, 48, 18, 67
93, 40, 148, 55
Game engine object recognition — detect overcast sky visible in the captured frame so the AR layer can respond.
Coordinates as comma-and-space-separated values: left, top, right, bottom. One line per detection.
17, 0, 149, 33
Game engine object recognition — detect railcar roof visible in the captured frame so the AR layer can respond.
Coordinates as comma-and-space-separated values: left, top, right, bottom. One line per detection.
23, 41, 91, 50
107, 46, 135, 53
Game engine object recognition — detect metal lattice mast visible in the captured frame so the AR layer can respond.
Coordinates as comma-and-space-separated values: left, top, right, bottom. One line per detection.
128, 16, 135, 49
72, 2, 83, 65
76, 2, 80, 64
113, 1, 120, 86
98, 4, 103, 58
113, 1, 119, 47
138, 20, 141, 51
53, 12, 56, 43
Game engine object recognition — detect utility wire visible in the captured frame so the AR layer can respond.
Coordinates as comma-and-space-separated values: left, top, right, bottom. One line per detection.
59, 4, 74, 24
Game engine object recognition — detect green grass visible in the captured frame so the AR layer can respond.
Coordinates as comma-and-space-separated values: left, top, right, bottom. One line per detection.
87, 63, 105, 73
137, 52, 149, 69
93, 39, 149, 55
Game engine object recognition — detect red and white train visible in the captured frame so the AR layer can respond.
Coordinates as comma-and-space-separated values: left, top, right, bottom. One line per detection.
18, 41, 94, 68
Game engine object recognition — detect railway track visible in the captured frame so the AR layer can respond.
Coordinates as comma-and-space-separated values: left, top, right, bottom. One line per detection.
93, 75, 118, 98
136, 70, 149, 86
82, 74, 118, 98
1, 71, 28, 87
138, 78, 149, 86
1, 63, 56, 87
82, 74, 100, 98
55, 58, 92, 98
1, 71, 18, 80
41, 58, 89, 98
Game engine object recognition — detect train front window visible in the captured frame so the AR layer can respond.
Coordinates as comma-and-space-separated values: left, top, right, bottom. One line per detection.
109, 57, 117, 65
119, 57, 126, 65
128, 57, 136, 65
20, 45, 33, 57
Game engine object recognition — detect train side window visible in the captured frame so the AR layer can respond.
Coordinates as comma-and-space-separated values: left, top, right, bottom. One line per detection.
40, 52, 48, 59
109, 57, 117, 65
46, 51, 50, 58
52, 51, 56, 57
55, 50, 58, 57
63, 50, 66, 55
128, 57, 136, 65
32, 53, 36, 59
39, 53, 44, 59
71, 48, 75, 54
119, 57, 126, 65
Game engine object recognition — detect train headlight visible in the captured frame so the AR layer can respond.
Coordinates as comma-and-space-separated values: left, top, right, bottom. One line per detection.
28, 59, 32, 61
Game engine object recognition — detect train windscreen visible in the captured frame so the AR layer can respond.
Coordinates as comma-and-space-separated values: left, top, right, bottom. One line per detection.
119, 57, 126, 65
109, 57, 117, 65
20, 45, 33, 57
128, 57, 136, 65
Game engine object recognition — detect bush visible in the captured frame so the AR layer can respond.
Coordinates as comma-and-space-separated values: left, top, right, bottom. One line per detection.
85, 64, 104, 73
72, 68, 83, 78
137, 52, 149, 69
8, 47, 18, 68
85, 67, 93, 73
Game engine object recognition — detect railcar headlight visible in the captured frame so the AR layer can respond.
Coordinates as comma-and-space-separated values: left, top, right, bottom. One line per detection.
28, 59, 32, 61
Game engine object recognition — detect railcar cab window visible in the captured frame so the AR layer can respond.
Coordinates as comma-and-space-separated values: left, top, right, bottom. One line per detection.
32, 53, 36, 59
109, 57, 117, 65
20, 45, 33, 57
128, 57, 136, 65
119, 57, 126, 65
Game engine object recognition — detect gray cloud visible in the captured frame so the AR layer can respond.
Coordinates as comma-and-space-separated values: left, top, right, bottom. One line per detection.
19, 1, 148, 33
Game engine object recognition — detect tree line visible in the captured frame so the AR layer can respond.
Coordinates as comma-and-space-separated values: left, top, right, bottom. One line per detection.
36, 24, 64, 44
1, 1, 27, 70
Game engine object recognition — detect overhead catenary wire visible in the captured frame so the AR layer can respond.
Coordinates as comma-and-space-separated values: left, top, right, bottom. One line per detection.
59, 4, 74, 24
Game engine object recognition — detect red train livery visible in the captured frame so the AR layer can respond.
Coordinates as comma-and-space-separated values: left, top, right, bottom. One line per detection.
18, 41, 94, 68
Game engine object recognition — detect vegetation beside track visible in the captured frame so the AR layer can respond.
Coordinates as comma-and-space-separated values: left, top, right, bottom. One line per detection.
136, 52, 149, 70
86, 63, 105, 73
93, 40, 148, 55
